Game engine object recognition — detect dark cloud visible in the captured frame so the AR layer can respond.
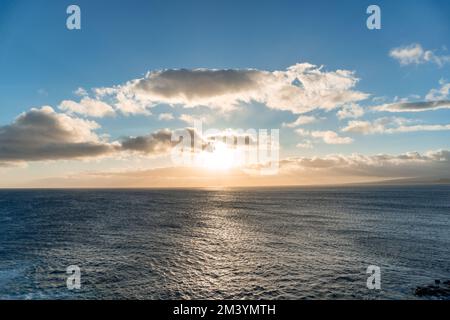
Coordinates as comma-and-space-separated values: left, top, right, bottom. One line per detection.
134, 69, 261, 100
120, 127, 206, 154
375, 100, 450, 112
0, 106, 212, 165
0, 107, 115, 163
120, 129, 175, 153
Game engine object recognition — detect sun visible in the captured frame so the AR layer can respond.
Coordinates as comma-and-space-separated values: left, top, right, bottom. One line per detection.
197, 142, 242, 170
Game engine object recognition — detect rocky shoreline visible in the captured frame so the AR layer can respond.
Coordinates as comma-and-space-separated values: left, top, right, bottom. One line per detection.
415, 280, 450, 298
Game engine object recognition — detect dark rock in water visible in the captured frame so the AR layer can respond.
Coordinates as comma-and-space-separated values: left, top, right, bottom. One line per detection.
415, 280, 450, 297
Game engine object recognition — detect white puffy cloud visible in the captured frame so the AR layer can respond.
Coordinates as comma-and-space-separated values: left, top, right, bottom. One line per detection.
342, 117, 406, 134
94, 63, 368, 114
296, 140, 313, 149
390, 43, 426, 65
425, 80, 450, 101
295, 128, 353, 144
337, 103, 364, 119
294, 128, 310, 137
179, 113, 212, 125
310, 130, 353, 144
94, 87, 151, 115
389, 43, 450, 66
158, 113, 174, 121
74, 87, 88, 97
282, 115, 317, 128
59, 97, 115, 117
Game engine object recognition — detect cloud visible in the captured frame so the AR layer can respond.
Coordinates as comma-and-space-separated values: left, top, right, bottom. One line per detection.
202, 128, 258, 146
95, 63, 368, 114
373, 81, 450, 113
120, 127, 207, 156
295, 128, 353, 144
158, 113, 174, 121
0, 106, 115, 163
389, 43, 426, 65
342, 117, 408, 134
389, 43, 450, 66
310, 130, 353, 144
134, 68, 260, 100
0, 104, 266, 167
179, 113, 212, 125
337, 103, 364, 119
94, 87, 151, 115
294, 128, 310, 136
59, 97, 115, 117
279, 149, 450, 181
74, 87, 88, 97
296, 140, 313, 149
342, 117, 450, 134
373, 100, 450, 113
0, 107, 211, 165
120, 129, 176, 154
282, 115, 317, 128
425, 80, 450, 101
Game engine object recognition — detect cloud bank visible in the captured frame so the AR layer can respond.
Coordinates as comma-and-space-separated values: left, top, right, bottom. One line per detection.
0, 107, 204, 165
278, 149, 450, 182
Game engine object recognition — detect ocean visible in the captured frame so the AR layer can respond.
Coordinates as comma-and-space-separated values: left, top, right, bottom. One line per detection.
0, 185, 449, 299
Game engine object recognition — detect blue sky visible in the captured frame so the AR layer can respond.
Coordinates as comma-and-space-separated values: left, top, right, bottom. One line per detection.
1, 0, 450, 186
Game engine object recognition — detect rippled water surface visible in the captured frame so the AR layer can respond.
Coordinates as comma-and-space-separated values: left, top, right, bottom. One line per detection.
0, 186, 449, 299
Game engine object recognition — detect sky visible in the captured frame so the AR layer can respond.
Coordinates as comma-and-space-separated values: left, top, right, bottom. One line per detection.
1, 0, 450, 187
